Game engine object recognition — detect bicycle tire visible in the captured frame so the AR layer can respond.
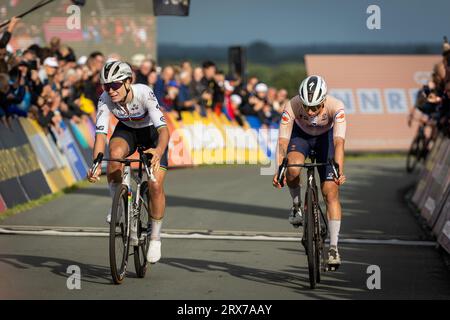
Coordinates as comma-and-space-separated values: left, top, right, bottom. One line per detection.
314, 199, 323, 284
420, 136, 431, 162
406, 135, 420, 173
109, 184, 130, 285
305, 189, 317, 289
134, 181, 150, 278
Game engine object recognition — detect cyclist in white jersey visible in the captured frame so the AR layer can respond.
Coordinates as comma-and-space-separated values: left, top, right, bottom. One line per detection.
273, 75, 347, 267
87, 61, 170, 264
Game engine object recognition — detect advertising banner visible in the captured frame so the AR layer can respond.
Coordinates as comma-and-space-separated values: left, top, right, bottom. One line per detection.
0, 119, 51, 208
51, 121, 89, 181
20, 118, 76, 192
306, 55, 441, 151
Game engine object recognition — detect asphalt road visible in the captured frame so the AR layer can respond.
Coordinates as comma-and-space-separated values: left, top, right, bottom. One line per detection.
1, 158, 449, 300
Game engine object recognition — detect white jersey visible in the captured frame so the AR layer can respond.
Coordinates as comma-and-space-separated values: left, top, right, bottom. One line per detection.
279, 95, 347, 140
95, 84, 167, 135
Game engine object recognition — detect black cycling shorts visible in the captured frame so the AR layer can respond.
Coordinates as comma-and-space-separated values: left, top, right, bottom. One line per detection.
111, 122, 168, 168
287, 124, 335, 183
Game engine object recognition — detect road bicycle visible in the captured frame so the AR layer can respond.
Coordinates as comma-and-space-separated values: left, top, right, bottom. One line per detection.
277, 152, 340, 289
91, 147, 156, 284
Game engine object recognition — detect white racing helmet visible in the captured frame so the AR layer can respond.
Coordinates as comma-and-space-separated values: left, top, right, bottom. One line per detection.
100, 60, 133, 84
298, 75, 327, 107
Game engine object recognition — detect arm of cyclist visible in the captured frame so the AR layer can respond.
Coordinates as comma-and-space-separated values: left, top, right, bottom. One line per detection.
88, 134, 107, 183
333, 137, 346, 185
87, 97, 110, 183
333, 108, 347, 186
273, 101, 294, 188
145, 127, 169, 173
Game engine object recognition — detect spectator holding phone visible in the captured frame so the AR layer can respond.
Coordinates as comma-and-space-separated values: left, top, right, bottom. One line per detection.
0, 16, 20, 73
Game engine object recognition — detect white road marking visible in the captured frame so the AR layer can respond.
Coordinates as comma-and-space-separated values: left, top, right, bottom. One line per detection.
0, 226, 437, 246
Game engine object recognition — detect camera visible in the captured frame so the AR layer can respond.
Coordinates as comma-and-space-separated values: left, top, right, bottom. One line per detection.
28, 60, 38, 71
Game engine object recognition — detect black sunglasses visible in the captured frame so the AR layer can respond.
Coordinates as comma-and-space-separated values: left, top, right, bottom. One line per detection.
304, 103, 324, 112
103, 82, 124, 91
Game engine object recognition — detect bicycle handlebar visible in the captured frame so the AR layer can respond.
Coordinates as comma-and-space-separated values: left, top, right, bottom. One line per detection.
277, 158, 340, 187
89, 151, 156, 182
90, 152, 104, 177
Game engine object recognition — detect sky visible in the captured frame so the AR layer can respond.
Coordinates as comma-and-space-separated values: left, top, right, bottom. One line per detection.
157, 0, 450, 46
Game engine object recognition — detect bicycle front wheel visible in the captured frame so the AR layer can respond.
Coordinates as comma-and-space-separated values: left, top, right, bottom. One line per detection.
109, 184, 130, 285
305, 189, 317, 289
406, 135, 420, 173
134, 181, 150, 278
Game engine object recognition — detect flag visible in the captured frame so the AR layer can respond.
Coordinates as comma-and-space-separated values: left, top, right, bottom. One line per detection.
153, 0, 190, 16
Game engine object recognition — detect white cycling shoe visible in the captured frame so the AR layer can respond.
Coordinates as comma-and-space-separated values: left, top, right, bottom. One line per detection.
106, 208, 122, 224
288, 204, 304, 227
147, 240, 161, 264
327, 246, 342, 270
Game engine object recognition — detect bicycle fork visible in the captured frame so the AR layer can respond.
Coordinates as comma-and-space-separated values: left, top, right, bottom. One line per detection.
303, 171, 328, 258
124, 164, 148, 246
122, 165, 133, 245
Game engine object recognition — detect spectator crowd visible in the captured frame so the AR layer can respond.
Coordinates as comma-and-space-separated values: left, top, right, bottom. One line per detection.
0, 16, 286, 137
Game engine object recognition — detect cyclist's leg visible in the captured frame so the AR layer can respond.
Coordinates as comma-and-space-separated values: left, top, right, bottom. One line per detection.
321, 181, 342, 266
107, 123, 134, 197
146, 167, 166, 263
316, 129, 342, 265
286, 124, 310, 188
286, 125, 310, 225
321, 182, 341, 240
138, 126, 169, 263
147, 133, 169, 239
137, 125, 169, 224
149, 168, 167, 238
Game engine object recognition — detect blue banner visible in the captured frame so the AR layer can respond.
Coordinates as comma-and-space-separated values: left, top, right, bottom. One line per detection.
51, 121, 88, 181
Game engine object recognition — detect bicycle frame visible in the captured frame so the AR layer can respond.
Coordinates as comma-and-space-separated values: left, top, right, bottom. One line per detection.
91, 148, 156, 244
90, 148, 156, 284
124, 151, 156, 243
304, 165, 328, 240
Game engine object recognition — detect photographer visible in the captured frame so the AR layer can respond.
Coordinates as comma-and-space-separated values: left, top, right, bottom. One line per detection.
240, 82, 269, 116
200, 60, 221, 112
58, 68, 88, 124
6, 63, 30, 117
29, 84, 63, 133
82, 51, 104, 106
0, 71, 26, 126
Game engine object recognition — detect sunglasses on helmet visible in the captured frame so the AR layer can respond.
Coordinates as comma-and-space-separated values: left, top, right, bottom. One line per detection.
103, 82, 124, 91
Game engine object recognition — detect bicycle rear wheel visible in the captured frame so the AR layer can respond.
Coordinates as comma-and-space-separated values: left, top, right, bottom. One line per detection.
109, 185, 129, 285
305, 189, 317, 289
134, 181, 150, 278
